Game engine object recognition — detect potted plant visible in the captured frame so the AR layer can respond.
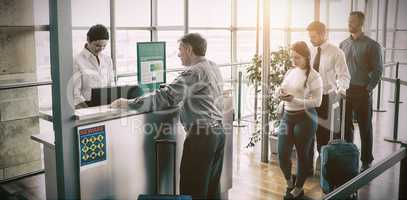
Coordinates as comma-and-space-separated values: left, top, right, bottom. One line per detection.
246, 47, 291, 148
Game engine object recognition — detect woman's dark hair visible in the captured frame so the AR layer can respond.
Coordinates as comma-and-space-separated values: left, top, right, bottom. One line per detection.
87, 24, 109, 42
291, 41, 311, 88
178, 33, 207, 56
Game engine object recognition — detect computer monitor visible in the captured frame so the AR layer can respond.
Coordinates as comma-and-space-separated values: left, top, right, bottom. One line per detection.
86, 84, 143, 107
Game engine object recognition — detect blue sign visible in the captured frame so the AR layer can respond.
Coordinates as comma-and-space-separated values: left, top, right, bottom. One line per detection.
78, 125, 107, 167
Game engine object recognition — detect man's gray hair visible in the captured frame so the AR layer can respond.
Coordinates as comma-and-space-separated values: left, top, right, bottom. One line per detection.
178, 33, 207, 56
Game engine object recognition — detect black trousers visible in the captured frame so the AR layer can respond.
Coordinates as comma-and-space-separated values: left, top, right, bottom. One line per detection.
180, 123, 225, 200
345, 85, 374, 164
308, 94, 330, 171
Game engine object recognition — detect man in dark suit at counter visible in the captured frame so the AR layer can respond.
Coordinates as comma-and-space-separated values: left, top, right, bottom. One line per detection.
339, 11, 383, 172
111, 33, 225, 199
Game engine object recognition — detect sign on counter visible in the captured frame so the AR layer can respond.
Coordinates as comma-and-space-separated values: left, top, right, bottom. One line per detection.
78, 125, 107, 168
137, 42, 166, 91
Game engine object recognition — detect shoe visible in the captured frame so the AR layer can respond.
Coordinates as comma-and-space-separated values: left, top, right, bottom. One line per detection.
360, 163, 371, 172
284, 187, 304, 200
285, 175, 296, 194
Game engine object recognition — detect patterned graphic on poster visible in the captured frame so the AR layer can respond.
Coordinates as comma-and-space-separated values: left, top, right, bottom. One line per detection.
78, 125, 107, 167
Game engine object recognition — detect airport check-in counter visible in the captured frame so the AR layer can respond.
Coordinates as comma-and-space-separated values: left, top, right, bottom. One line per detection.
32, 92, 233, 199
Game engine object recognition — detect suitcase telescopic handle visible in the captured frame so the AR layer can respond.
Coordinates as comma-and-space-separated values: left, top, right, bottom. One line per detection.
340, 98, 346, 141
155, 139, 177, 195
329, 98, 346, 143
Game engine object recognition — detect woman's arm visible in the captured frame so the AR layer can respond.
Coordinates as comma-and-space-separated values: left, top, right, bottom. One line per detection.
291, 73, 323, 108
73, 60, 87, 106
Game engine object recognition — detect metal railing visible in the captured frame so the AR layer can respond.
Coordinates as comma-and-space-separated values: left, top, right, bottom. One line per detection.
384, 48, 407, 51
0, 80, 52, 91
0, 62, 250, 91
323, 141, 407, 200
375, 61, 407, 112
374, 61, 407, 143
0, 25, 49, 31
374, 62, 396, 112
384, 62, 397, 68
381, 74, 407, 143
0, 62, 249, 187
234, 71, 246, 127
0, 169, 45, 184
115, 62, 251, 124
116, 62, 250, 79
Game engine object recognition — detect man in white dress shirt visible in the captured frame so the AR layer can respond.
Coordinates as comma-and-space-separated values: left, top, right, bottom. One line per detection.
73, 24, 114, 109
307, 21, 351, 174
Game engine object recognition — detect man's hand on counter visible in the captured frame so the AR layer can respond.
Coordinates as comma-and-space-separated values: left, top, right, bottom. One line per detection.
75, 102, 89, 109
110, 98, 130, 109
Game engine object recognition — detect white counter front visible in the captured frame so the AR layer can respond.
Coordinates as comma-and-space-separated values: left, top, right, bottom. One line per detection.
32, 94, 233, 199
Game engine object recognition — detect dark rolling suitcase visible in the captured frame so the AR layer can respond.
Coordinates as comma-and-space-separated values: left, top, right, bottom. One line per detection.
138, 139, 192, 200
320, 98, 360, 195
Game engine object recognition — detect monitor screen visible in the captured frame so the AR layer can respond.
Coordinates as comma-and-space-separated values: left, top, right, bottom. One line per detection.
86, 85, 143, 107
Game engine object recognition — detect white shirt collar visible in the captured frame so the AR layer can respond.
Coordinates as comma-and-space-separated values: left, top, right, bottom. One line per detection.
81, 45, 97, 59
317, 41, 329, 51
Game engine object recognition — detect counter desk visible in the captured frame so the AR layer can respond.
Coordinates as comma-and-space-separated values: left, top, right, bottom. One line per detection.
32, 95, 233, 199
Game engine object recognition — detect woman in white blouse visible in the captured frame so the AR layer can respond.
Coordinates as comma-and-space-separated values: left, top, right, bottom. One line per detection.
73, 24, 114, 109
277, 41, 323, 199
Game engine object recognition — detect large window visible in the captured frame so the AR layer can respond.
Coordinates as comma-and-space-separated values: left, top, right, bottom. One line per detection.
116, 0, 150, 27
34, 0, 49, 25
326, 0, 350, 29
194, 30, 231, 64
116, 30, 150, 74
158, 0, 184, 26
34, 31, 52, 110
30, 0, 406, 118
237, 0, 258, 27
72, 30, 90, 55
270, 30, 286, 50
34, 32, 50, 78
157, 31, 184, 68
394, 32, 407, 63
329, 32, 349, 46
190, 0, 231, 27
71, 0, 110, 26
237, 31, 258, 62
291, 0, 314, 28
397, 0, 407, 29
291, 32, 309, 45
270, 1, 288, 28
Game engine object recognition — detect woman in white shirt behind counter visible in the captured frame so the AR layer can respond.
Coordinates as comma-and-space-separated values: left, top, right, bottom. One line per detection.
277, 41, 323, 199
73, 24, 114, 109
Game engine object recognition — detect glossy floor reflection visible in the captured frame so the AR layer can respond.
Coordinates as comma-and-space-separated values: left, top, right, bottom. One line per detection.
229, 110, 403, 200
0, 110, 404, 200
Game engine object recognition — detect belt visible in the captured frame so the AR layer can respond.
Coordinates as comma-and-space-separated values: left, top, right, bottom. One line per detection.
185, 120, 223, 130
286, 109, 305, 115
349, 84, 367, 90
